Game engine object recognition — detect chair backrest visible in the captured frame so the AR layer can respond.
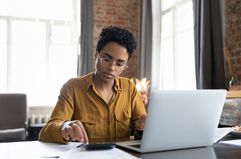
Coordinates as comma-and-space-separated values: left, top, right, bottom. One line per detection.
0, 94, 27, 130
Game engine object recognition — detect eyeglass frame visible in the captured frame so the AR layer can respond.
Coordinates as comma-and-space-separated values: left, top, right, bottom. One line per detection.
97, 54, 128, 71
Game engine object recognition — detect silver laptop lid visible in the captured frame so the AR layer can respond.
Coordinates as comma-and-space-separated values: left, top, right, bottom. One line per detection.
140, 90, 226, 153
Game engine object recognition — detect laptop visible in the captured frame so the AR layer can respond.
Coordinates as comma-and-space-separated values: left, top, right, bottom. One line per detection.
116, 89, 227, 153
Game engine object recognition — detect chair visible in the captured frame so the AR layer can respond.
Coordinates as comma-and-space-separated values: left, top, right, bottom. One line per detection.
0, 93, 27, 142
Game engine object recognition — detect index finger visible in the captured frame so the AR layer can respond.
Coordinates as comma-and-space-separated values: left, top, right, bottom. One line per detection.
75, 120, 89, 144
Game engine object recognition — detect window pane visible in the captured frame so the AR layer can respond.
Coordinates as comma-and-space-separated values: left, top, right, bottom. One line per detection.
33, 0, 73, 20
157, 0, 195, 90
159, 37, 174, 89
0, 0, 73, 20
175, 30, 195, 89
11, 20, 46, 105
0, 44, 7, 91
0, 19, 7, 43
176, 1, 194, 32
49, 45, 77, 80
1, 0, 80, 107
161, 12, 173, 38
0, 0, 12, 16
48, 45, 77, 105
0, 20, 7, 91
161, 0, 175, 10
12, 0, 34, 18
51, 25, 72, 44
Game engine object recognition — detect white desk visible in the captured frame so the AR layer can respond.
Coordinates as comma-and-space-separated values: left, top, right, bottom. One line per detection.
2, 139, 241, 159
0, 128, 231, 159
0, 141, 137, 159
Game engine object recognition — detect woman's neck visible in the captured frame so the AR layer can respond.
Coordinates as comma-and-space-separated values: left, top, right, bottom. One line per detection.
93, 73, 115, 90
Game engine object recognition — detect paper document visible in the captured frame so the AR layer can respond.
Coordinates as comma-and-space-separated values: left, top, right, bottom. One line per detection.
0, 141, 138, 159
220, 139, 241, 146
213, 128, 232, 143
0, 141, 81, 159
60, 146, 139, 159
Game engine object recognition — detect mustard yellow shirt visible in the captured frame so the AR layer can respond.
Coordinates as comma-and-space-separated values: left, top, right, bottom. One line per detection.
39, 72, 146, 143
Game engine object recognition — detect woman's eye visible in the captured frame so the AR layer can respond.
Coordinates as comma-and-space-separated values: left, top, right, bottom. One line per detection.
103, 58, 112, 62
116, 63, 125, 67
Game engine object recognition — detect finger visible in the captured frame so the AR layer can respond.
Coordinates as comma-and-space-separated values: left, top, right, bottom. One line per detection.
61, 126, 71, 141
71, 123, 83, 142
68, 123, 78, 141
69, 121, 86, 142
80, 125, 89, 144
141, 90, 147, 95
142, 96, 148, 105
76, 121, 89, 143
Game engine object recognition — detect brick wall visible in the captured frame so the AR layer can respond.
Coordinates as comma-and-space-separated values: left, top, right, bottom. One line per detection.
91, 0, 241, 84
225, 0, 241, 84
93, 0, 140, 78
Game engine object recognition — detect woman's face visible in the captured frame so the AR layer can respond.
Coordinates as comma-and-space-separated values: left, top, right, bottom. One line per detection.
95, 42, 129, 83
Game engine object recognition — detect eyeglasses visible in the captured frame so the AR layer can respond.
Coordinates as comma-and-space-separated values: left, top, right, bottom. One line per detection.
97, 54, 128, 71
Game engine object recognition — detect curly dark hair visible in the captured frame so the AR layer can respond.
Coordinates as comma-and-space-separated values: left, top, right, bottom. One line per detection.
96, 26, 137, 58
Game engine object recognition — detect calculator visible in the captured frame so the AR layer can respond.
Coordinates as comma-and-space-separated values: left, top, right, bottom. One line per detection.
85, 142, 115, 150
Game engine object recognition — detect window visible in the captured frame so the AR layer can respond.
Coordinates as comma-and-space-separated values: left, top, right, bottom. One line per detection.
0, 0, 80, 106
152, 0, 196, 90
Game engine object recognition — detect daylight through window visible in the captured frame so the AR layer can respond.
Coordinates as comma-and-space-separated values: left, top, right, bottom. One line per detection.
0, 0, 80, 106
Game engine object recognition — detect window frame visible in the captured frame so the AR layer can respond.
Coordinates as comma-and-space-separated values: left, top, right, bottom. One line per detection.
152, 0, 196, 90
0, 0, 80, 106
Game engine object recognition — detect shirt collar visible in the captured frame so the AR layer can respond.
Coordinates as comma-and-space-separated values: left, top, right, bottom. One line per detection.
83, 72, 95, 91
84, 73, 122, 92
114, 77, 122, 92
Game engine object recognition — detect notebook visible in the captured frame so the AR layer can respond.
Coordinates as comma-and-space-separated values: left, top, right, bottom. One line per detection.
116, 90, 227, 153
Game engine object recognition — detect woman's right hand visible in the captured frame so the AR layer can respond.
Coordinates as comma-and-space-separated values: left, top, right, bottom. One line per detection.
60, 120, 89, 143
140, 90, 148, 106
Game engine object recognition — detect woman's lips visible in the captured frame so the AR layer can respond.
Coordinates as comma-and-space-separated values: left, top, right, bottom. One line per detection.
104, 72, 115, 79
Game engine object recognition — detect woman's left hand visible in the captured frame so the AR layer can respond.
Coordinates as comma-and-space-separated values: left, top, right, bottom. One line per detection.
135, 115, 146, 131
